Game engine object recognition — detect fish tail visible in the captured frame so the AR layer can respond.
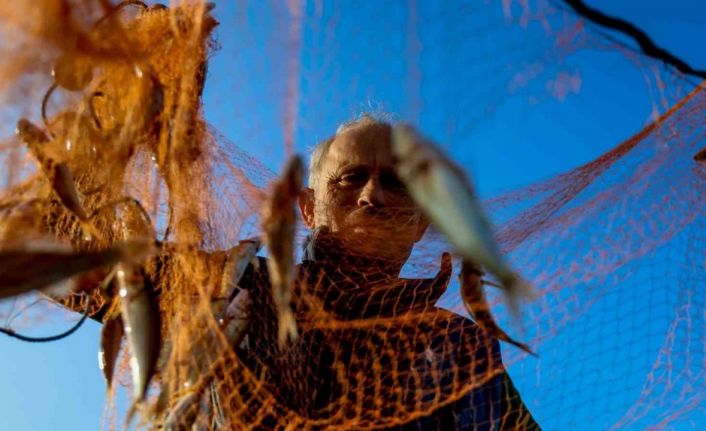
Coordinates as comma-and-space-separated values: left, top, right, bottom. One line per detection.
506, 337, 539, 358
126, 398, 152, 430
277, 309, 299, 347
125, 401, 139, 430
489, 319, 538, 357
104, 382, 116, 408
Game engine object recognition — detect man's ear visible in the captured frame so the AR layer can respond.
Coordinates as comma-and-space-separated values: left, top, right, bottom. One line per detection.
414, 213, 430, 242
299, 187, 316, 229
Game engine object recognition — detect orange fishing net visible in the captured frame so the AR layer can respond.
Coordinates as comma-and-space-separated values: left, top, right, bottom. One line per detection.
1, 1, 704, 430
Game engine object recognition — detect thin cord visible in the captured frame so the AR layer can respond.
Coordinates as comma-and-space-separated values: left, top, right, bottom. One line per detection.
41, 83, 57, 129
561, 0, 706, 79
0, 296, 91, 343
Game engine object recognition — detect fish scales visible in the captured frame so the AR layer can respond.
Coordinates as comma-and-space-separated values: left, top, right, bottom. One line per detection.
117, 263, 161, 421
99, 311, 124, 389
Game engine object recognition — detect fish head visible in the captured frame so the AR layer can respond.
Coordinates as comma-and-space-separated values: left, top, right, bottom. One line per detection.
16, 118, 50, 146
391, 123, 452, 183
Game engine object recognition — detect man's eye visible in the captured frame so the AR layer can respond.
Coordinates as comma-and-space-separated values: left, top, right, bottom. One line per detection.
338, 171, 368, 187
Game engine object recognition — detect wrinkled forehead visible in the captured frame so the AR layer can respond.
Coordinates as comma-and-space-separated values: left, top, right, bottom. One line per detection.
323, 124, 394, 172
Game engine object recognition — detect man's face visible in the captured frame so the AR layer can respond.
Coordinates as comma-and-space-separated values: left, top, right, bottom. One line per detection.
299, 124, 429, 264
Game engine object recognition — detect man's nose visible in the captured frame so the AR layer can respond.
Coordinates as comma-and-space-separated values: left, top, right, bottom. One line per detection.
357, 177, 386, 207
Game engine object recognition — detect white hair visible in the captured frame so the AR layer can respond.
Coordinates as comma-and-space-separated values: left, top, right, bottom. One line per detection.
308, 113, 393, 188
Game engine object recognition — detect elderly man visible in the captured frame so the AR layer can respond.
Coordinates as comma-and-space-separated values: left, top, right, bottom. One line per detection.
231, 115, 540, 430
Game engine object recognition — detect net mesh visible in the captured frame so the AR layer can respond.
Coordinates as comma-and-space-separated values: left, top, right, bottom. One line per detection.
1, 1, 705, 430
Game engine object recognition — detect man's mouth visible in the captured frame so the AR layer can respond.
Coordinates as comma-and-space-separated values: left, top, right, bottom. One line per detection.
346, 206, 417, 228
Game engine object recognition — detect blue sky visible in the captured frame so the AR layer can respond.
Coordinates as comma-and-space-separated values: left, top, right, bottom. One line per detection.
1, 1, 705, 430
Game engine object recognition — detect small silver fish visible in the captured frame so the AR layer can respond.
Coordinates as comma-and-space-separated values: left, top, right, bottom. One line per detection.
0, 239, 153, 300
459, 261, 536, 357
392, 124, 532, 315
118, 263, 161, 424
261, 155, 302, 347
15, 119, 99, 238
99, 308, 124, 390
52, 163, 90, 222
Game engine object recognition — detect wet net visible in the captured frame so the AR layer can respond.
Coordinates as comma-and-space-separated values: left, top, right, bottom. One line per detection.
1, 1, 705, 430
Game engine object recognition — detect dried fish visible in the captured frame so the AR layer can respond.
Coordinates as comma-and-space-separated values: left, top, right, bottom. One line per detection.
118, 263, 161, 423
392, 124, 532, 315
0, 239, 154, 300
261, 155, 302, 347
459, 261, 536, 356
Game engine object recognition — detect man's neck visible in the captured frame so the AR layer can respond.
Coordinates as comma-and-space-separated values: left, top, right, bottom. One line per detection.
299, 227, 452, 319
302, 227, 404, 281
